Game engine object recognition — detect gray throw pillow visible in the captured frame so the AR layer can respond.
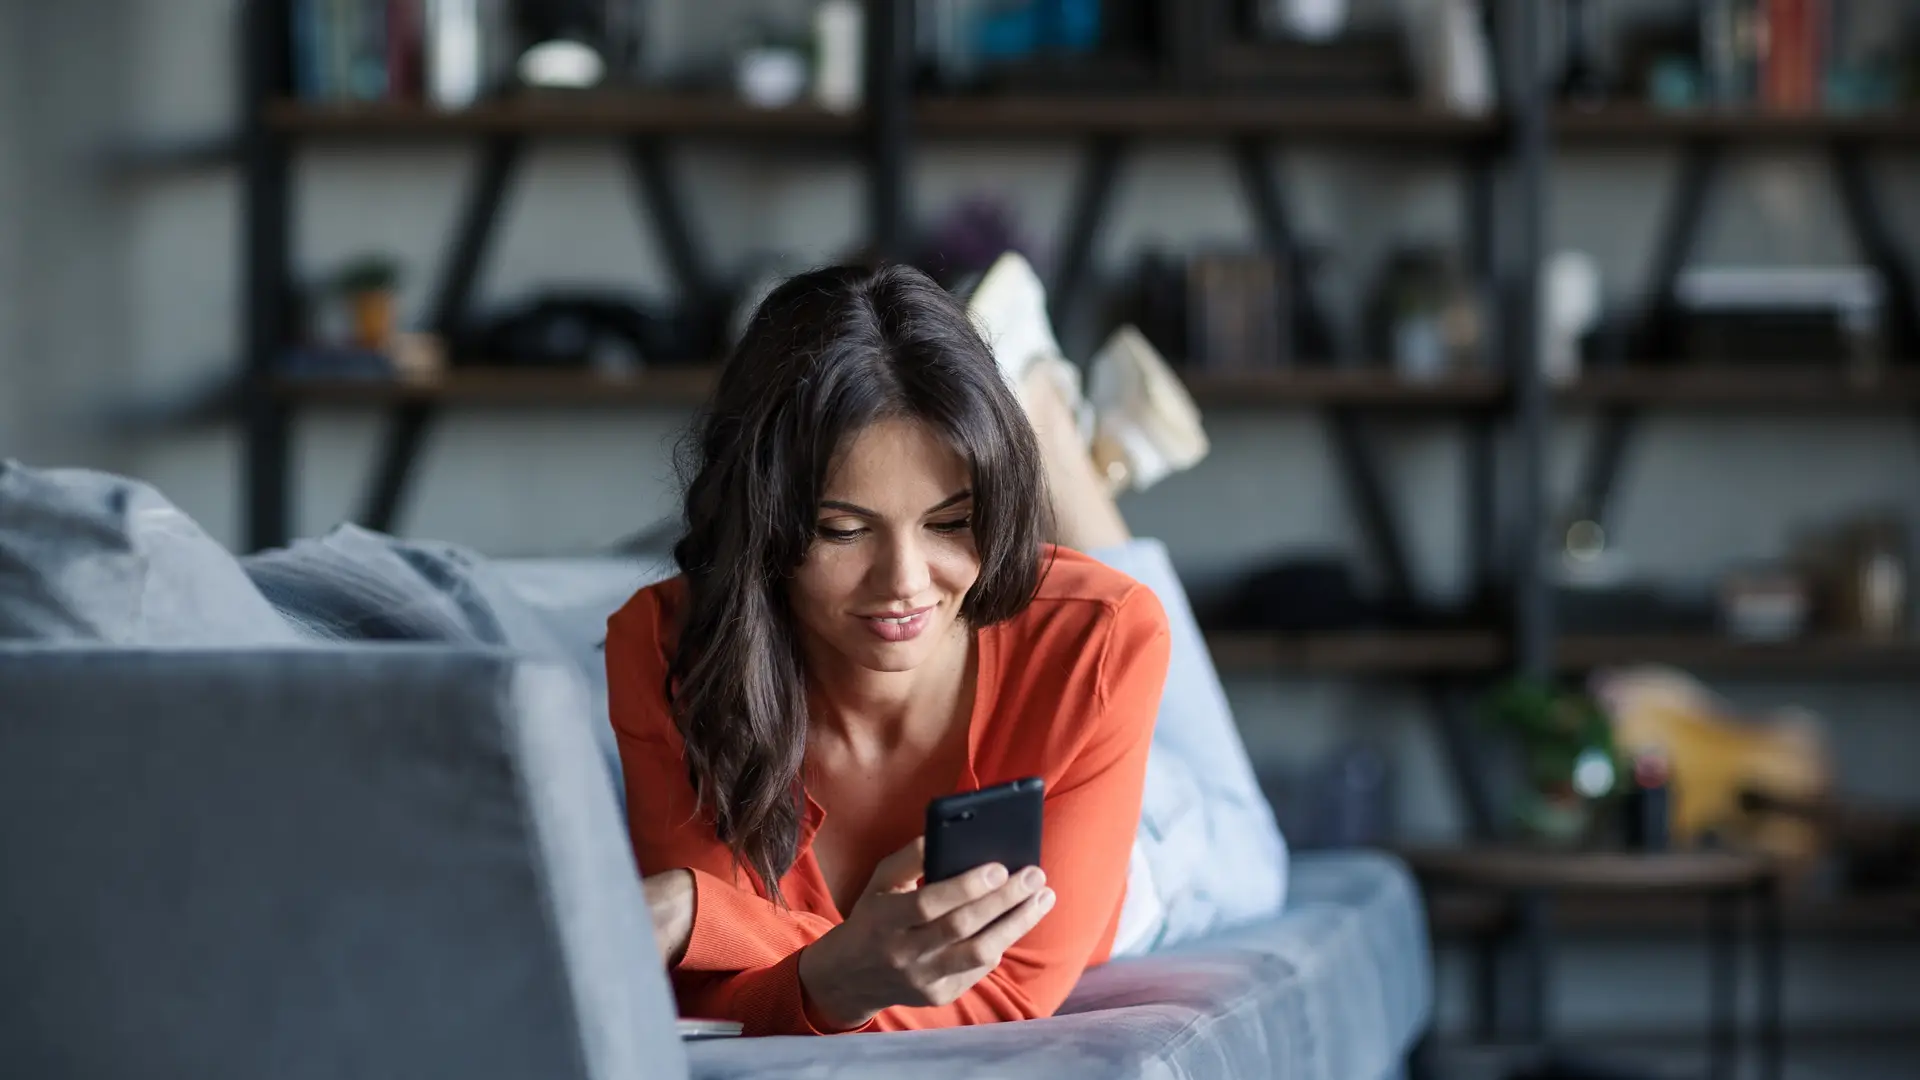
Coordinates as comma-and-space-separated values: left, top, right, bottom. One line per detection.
0, 461, 299, 645
242, 524, 566, 653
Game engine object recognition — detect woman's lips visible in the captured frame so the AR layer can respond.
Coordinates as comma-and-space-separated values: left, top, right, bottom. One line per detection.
859, 605, 934, 643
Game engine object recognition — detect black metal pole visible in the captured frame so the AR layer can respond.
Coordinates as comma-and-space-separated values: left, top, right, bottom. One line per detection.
865, 0, 912, 260
243, 0, 293, 552
1507, 0, 1551, 681
624, 138, 715, 313
1464, 151, 1500, 606
1516, 890, 1551, 1042
358, 136, 522, 533
1050, 137, 1125, 332
1707, 889, 1740, 1080
1832, 146, 1920, 361
1759, 877, 1784, 1080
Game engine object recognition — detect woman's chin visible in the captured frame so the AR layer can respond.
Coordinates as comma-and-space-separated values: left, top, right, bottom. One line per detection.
848, 638, 939, 673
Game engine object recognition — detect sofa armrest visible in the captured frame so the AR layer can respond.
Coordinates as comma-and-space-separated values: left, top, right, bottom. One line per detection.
0, 645, 685, 1080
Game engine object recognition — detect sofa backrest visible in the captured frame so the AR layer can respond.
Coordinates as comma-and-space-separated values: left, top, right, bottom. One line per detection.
0, 645, 686, 1080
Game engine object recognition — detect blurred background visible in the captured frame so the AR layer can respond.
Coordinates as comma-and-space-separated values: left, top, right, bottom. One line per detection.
3, 0, 1918, 1075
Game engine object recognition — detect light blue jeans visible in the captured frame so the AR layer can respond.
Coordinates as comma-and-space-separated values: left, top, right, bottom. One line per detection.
1093, 539, 1290, 955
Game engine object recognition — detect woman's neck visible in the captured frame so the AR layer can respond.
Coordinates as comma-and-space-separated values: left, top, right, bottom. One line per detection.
805, 622, 973, 753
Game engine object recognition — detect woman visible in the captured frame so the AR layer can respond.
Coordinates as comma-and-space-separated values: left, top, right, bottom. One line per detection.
608, 263, 1173, 1035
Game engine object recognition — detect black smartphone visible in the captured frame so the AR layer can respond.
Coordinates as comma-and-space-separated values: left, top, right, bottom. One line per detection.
923, 777, 1045, 884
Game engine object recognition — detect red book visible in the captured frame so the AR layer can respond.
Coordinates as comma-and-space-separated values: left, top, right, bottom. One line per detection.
1763, 0, 1824, 113
386, 0, 422, 102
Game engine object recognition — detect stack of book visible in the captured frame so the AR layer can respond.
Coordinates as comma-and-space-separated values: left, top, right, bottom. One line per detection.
1702, 0, 1909, 112
290, 0, 507, 109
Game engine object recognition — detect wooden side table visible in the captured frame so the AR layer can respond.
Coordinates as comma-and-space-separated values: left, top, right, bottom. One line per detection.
1405, 848, 1782, 1080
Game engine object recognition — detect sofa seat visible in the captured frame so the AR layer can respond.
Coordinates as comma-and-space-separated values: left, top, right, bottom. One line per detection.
685, 852, 1428, 1080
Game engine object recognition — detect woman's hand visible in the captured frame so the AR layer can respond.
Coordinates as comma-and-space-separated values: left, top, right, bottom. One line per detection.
796, 837, 1057, 1031
643, 869, 696, 966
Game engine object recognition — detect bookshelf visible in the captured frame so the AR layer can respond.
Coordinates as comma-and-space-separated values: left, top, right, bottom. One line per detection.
232, 1, 1920, 927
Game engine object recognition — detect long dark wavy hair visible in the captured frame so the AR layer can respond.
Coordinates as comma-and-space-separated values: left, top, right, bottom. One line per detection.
669, 263, 1048, 904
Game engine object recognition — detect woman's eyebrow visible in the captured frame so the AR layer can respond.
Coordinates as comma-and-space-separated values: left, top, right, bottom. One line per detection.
817, 490, 972, 518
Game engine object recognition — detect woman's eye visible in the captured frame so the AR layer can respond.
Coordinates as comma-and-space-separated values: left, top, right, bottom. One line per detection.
929, 518, 972, 534
816, 525, 865, 543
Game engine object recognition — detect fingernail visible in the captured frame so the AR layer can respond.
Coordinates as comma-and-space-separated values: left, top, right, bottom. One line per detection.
1022, 867, 1046, 889
1037, 888, 1056, 910
984, 864, 1008, 887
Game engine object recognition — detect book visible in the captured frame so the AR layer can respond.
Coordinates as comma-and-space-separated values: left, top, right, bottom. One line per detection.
1762, 0, 1825, 113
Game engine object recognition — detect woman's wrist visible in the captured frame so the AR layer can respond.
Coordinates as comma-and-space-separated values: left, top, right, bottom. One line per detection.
645, 868, 696, 966
797, 939, 878, 1032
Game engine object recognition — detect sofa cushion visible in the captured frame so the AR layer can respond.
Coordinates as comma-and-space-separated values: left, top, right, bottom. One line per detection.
0, 461, 298, 645
681, 852, 1427, 1080
0, 645, 687, 1080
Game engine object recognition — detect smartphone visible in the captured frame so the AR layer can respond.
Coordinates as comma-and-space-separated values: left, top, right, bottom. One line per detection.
923, 777, 1045, 884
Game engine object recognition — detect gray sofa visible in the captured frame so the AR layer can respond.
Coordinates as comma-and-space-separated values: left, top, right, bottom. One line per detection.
0, 525, 1432, 1078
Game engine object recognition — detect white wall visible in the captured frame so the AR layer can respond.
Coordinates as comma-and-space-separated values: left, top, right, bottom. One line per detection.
7, 0, 1920, 1035
0, 4, 22, 455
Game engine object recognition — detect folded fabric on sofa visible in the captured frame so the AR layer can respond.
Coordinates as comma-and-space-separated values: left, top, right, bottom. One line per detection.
0, 461, 298, 645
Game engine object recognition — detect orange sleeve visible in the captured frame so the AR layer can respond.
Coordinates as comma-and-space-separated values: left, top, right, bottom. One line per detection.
605, 597, 848, 1035
866, 584, 1170, 1032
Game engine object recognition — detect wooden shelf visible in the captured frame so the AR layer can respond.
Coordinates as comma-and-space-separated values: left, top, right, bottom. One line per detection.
1557, 635, 1920, 676
1206, 630, 1504, 674
1183, 369, 1506, 408
1559, 367, 1920, 409
1404, 847, 1773, 892
274, 367, 1507, 412
265, 95, 1504, 142
918, 96, 1503, 140
273, 368, 718, 406
1556, 106, 1920, 143
262, 96, 861, 138
1428, 889, 1920, 937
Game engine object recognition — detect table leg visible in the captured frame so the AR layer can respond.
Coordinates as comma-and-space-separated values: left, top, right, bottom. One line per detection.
1517, 889, 1552, 1043
1707, 887, 1739, 1080
1475, 930, 1502, 1042
1757, 877, 1784, 1080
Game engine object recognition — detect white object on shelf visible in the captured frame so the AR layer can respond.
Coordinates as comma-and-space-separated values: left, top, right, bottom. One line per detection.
736, 48, 808, 109
425, 0, 483, 109
1256, 0, 1350, 40
517, 40, 607, 90
1675, 266, 1884, 313
1401, 0, 1494, 115
813, 0, 865, 113
1541, 251, 1601, 387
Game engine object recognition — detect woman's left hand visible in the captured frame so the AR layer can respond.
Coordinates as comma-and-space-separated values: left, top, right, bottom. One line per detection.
642, 869, 695, 965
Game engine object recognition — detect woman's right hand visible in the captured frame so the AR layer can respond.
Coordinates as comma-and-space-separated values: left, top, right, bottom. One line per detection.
796, 837, 1056, 1031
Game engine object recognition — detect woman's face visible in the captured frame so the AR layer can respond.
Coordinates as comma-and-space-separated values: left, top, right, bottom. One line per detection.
789, 417, 981, 677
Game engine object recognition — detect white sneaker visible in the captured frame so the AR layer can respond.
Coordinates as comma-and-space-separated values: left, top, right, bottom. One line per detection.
1087, 326, 1209, 492
966, 252, 1090, 437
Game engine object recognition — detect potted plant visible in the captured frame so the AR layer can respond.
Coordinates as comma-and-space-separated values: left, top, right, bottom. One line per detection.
1480, 677, 1622, 845
331, 255, 403, 352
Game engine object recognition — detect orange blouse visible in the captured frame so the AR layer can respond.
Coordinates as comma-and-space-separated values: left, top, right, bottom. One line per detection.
606, 546, 1171, 1036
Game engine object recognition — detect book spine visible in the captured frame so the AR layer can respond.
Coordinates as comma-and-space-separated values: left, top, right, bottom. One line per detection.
1763, 0, 1785, 110
348, 0, 389, 101
326, 0, 355, 103
293, 0, 322, 100
387, 0, 418, 102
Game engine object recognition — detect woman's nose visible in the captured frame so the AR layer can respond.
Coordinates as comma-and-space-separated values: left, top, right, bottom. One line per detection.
875, 531, 932, 599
